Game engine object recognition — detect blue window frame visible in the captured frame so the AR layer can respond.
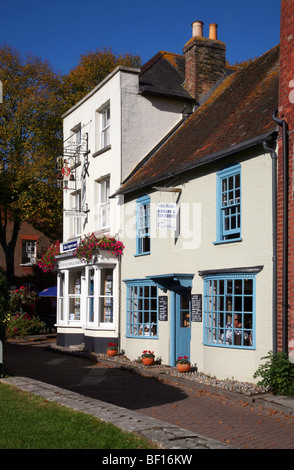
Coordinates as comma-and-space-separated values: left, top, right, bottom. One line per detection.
125, 279, 158, 338
215, 164, 241, 243
136, 195, 150, 255
203, 273, 255, 349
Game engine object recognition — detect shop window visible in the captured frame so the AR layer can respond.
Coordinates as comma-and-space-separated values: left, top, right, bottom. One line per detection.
203, 274, 255, 348
58, 272, 65, 322
100, 268, 113, 323
87, 268, 95, 323
126, 280, 158, 337
69, 271, 81, 321
136, 195, 150, 256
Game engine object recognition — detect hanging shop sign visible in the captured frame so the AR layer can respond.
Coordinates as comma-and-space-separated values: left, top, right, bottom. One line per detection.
157, 202, 177, 230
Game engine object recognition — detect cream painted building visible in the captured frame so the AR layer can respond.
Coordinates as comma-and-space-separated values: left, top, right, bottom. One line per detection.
119, 151, 274, 382
115, 38, 279, 382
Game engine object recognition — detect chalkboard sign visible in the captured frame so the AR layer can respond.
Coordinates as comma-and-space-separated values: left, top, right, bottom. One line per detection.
158, 296, 168, 321
191, 294, 202, 322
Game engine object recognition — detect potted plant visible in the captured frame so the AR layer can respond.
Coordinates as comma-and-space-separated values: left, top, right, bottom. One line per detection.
176, 356, 191, 373
141, 350, 155, 366
106, 342, 118, 357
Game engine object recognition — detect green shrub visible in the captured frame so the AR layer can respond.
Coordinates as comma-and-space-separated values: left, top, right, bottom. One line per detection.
6, 313, 46, 339
253, 350, 294, 396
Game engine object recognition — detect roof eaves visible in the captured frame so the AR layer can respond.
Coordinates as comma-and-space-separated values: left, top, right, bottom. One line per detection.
114, 128, 277, 197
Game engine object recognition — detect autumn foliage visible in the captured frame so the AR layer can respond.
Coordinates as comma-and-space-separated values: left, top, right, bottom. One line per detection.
63, 47, 141, 108
0, 43, 140, 285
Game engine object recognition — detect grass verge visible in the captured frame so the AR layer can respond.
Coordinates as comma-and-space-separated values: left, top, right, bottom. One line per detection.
0, 382, 158, 449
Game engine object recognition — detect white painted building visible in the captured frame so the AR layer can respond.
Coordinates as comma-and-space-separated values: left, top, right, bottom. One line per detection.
56, 57, 194, 351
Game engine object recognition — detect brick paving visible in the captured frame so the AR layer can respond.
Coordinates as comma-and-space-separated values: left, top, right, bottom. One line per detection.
3, 339, 294, 449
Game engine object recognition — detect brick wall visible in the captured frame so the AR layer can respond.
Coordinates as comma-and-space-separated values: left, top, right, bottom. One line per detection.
0, 220, 57, 291
183, 36, 226, 103
277, 0, 294, 359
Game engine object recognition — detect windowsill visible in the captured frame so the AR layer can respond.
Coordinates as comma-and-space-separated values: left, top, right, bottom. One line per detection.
20, 263, 37, 267
84, 325, 115, 331
213, 237, 243, 245
126, 335, 158, 339
203, 342, 255, 350
92, 145, 111, 158
134, 252, 151, 257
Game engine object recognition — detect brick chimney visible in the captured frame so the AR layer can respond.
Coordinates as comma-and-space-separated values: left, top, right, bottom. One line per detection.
183, 21, 226, 103
277, 0, 294, 359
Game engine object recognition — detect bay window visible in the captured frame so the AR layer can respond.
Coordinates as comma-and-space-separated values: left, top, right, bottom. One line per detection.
203, 273, 255, 348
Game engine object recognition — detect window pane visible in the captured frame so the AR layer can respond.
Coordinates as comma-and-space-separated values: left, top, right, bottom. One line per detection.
100, 269, 113, 323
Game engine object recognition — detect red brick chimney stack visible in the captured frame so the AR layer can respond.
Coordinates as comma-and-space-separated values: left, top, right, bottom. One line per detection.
183, 21, 226, 103
277, 0, 294, 360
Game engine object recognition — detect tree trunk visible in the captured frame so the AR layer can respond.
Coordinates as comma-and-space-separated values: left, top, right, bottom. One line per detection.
0, 216, 21, 288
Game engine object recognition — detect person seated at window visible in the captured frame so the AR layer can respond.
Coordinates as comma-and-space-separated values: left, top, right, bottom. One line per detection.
225, 314, 232, 344
234, 314, 242, 345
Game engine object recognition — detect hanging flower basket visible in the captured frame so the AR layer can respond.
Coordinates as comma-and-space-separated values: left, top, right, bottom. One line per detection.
38, 240, 60, 273
75, 232, 125, 262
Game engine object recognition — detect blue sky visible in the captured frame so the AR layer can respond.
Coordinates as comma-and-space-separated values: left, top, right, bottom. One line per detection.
1, 0, 281, 74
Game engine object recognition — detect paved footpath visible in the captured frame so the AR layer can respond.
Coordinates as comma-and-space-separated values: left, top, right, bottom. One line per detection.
2, 339, 294, 450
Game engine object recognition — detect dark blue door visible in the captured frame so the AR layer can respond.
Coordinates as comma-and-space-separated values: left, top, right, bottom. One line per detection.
175, 290, 191, 361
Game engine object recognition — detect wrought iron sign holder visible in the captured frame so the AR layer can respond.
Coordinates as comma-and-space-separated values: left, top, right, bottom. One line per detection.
57, 132, 90, 191
57, 132, 90, 221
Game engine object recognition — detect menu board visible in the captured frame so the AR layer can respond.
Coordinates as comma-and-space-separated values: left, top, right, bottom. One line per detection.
158, 296, 168, 321
191, 294, 202, 322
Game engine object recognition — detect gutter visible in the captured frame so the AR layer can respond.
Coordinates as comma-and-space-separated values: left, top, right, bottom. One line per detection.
273, 110, 289, 354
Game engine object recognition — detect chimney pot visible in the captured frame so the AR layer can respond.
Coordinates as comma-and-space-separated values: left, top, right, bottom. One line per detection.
209, 23, 218, 40
192, 21, 204, 37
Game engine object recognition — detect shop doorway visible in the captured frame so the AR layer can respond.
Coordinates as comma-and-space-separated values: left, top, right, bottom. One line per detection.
175, 289, 191, 360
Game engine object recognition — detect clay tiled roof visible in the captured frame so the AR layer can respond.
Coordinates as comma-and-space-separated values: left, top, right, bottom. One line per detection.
117, 45, 279, 196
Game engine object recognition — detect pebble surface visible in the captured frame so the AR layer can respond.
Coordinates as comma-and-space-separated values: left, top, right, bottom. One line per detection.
93, 351, 269, 397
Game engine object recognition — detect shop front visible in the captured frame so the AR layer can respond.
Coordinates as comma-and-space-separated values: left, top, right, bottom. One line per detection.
56, 252, 119, 352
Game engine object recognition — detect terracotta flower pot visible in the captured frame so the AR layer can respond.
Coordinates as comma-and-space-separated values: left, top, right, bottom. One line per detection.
142, 357, 154, 366
107, 349, 118, 357
176, 363, 191, 373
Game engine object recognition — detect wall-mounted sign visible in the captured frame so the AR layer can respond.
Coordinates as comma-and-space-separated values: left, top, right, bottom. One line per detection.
158, 296, 168, 321
61, 240, 79, 253
191, 294, 202, 322
157, 203, 177, 230
64, 210, 88, 218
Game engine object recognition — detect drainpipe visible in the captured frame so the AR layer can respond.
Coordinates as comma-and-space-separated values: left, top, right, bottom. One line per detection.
263, 139, 278, 354
273, 110, 289, 354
